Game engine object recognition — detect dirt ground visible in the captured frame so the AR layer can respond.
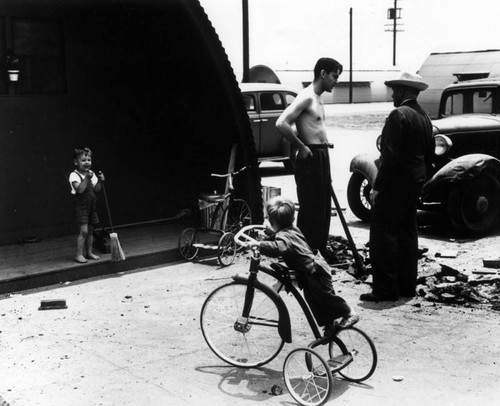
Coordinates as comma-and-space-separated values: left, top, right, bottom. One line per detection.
0, 239, 498, 406
1, 103, 499, 405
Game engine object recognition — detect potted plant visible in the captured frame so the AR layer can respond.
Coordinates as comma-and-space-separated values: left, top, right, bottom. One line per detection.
5, 50, 20, 81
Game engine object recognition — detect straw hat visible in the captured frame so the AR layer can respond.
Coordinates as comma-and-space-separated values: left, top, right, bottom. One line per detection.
385, 72, 429, 91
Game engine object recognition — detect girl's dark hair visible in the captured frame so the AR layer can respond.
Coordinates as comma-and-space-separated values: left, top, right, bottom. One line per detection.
73, 147, 92, 159
266, 196, 295, 229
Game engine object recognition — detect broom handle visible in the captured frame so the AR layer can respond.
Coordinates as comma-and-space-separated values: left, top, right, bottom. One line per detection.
100, 178, 114, 233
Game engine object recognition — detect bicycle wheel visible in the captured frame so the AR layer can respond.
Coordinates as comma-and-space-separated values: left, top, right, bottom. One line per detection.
224, 199, 252, 234
328, 327, 377, 382
217, 232, 237, 266
178, 228, 199, 260
200, 281, 284, 368
283, 347, 334, 406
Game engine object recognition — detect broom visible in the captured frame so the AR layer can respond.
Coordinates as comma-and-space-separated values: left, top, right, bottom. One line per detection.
101, 176, 126, 261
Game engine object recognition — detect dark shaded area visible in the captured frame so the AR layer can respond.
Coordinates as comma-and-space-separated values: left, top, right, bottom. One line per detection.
0, 0, 262, 244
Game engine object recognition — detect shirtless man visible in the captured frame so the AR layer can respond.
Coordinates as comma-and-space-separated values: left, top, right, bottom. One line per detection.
276, 57, 342, 255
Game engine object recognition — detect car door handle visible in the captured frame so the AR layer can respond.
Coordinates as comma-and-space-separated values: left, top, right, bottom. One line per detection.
252, 119, 261, 123
260, 119, 269, 122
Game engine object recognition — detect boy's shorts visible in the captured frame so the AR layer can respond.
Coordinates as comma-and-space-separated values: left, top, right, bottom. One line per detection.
74, 205, 99, 225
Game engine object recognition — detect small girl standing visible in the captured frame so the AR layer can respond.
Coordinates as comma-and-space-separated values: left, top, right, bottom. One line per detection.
69, 147, 105, 263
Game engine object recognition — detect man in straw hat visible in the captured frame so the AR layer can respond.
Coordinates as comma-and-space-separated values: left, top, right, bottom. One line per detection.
360, 72, 434, 302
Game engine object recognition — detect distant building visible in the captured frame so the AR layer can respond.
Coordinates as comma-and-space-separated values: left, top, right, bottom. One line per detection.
254, 67, 401, 104
418, 49, 500, 118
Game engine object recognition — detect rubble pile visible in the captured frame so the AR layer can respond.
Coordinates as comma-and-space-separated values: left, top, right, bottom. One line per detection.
416, 263, 500, 308
324, 235, 367, 268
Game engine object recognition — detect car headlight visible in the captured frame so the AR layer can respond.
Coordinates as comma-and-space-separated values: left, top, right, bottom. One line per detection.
434, 134, 453, 156
376, 135, 381, 151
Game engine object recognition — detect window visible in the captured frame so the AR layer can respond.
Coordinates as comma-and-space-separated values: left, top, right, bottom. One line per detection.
1, 17, 66, 95
285, 92, 296, 106
472, 90, 493, 114
260, 92, 283, 111
242, 94, 256, 111
444, 93, 464, 116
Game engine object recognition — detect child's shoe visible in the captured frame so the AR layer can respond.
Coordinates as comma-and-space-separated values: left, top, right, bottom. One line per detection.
337, 312, 360, 329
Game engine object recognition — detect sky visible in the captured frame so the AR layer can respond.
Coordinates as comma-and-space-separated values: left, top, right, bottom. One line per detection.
198, 0, 500, 80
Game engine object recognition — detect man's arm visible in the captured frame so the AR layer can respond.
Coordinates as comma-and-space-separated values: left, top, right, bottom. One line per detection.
371, 109, 404, 202
276, 95, 313, 159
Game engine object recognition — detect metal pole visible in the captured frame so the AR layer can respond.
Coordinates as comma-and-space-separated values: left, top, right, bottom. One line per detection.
349, 8, 353, 103
393, 0, 397, 66
242, 0, 249, 82
330, 184, 366, 276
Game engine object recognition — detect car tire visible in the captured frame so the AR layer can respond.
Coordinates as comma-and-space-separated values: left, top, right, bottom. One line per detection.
447, 171, 500, 235
347, 172, 372, 222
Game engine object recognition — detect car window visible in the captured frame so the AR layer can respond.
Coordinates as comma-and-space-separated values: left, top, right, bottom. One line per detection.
444, 93, 464, 116
260, 92, 284, 111
285, 92, 296, 106
472, 90, 493, 113
242, 94, 256, 111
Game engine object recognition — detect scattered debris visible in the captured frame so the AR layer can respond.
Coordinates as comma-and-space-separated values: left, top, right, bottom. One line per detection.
417, 263, 500, 307
324, 235, 360, 268
121, 295, 133, 303
483, 258, 500, 269
270, 384, 283, 396
38, 299, 67, 310
392, 376, 405, 382
435, 250, 459, 258
472, 269, 498, 275
17, 235, 41, 244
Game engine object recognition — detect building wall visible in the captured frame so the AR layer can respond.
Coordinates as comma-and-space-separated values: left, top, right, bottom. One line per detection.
0, 0, 260, 244
418, 49, 500, 118
275, 69, 399, 104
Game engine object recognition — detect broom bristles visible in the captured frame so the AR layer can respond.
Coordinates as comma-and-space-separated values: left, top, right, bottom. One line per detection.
109, 232, 126, 261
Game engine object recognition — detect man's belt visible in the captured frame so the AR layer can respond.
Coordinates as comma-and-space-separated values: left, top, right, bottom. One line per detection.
305, 143, 334, 149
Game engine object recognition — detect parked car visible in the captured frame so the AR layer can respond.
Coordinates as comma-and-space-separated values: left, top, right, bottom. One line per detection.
348, 77, 500, 235
240, 83, 298, 171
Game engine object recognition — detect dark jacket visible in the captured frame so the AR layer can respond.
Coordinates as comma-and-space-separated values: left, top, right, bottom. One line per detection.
374, 99, 434, 192
259, 225, 330, 276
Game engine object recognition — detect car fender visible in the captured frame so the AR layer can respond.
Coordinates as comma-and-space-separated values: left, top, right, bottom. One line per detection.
349, 153, 380, 185
424, 153, 500, 195
232, 274, 292, 343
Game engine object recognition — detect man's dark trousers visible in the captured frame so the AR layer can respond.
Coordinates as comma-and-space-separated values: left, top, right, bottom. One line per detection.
369, 181, 423, 297
294, 146, 331, 255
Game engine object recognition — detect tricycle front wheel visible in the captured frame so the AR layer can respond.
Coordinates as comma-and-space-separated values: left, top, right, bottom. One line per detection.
178, 227, 199, 260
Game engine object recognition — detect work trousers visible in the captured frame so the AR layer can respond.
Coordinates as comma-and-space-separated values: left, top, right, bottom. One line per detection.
369, 181, 423, 297
301, 265, 351, 327
294, 146, 331, 255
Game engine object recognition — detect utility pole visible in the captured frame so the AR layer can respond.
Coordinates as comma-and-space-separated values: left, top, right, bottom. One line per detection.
242, 0, 249, 82
349, 8, 353, 103
392, 0, 397, 66
385, 0, 404, 66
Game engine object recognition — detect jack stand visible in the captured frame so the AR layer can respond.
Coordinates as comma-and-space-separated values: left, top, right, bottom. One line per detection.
330, 184, 367, 279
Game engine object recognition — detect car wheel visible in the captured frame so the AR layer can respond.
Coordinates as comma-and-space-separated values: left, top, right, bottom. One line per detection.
347, 172, 372, 222
447, 171, 500, 235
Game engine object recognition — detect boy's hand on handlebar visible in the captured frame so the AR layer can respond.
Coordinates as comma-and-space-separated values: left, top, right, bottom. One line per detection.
244, 241, 260, 250
98, 171, 105, 182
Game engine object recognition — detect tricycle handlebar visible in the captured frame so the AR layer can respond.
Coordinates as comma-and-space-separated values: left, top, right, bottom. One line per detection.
234, 224, 266, 246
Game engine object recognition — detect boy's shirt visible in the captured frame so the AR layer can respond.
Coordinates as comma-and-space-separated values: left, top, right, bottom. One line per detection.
259, 225, 320, 275
69, 170, 98, 195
